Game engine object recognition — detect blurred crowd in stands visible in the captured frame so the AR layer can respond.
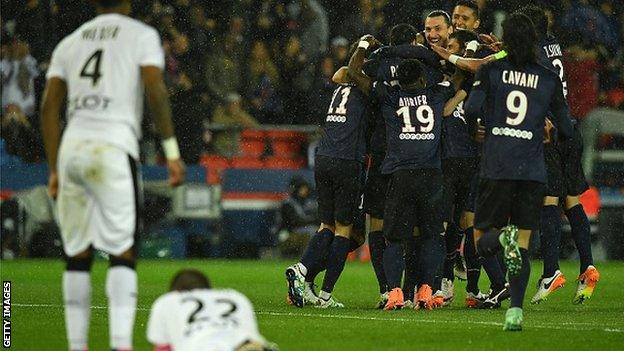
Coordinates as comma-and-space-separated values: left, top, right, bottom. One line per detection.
1, 0, 624, 164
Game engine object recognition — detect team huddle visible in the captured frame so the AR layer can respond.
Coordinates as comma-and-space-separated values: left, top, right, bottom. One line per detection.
285, 1, 600, 331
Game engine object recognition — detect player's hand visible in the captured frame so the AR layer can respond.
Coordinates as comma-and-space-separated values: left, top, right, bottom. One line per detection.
167, 158, 186, 187
430, 44, 451, 60
544, 118, 554, 144
48, 171, 58, 200
479, 33, 503, 52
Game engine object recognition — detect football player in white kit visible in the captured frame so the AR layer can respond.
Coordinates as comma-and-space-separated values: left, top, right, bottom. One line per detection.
147, 270, 277, 351
40, 1, 185, 350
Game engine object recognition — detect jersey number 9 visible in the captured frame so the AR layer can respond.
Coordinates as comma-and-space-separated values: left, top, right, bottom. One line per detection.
505, 90, 528, 126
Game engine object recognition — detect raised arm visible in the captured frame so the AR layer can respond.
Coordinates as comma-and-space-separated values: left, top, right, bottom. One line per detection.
346, 36, 377, 96
431, 44, 504, 73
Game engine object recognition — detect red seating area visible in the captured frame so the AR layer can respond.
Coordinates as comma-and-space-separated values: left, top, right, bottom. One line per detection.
200, 129, 308, 184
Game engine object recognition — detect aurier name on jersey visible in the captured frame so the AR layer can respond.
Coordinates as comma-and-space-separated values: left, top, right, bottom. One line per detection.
316, 84, 369, 161
374, 81, 455, 174
47, 13, 165, 159
465, 59, 574, 183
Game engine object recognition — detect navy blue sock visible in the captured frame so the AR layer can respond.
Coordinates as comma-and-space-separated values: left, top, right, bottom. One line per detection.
368, 231, 388, 293
480, 255, 506, 291
443, 224, 460, 281
565, 204, 593, 273
383, 241, 404, 289
301, 229, 334, 280
476, 229, 502, 257
320, 236, 351, 293
510, 248, 531, 308
403, 236, 418, 301
419, 232, 445, 287
540, 205, 561, 277
464, 227, 481, 294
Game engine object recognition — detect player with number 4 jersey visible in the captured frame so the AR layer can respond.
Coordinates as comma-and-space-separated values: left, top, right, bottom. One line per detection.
41, 1, 185, 350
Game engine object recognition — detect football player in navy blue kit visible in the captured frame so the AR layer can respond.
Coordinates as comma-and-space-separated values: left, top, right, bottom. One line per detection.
285, 39, 374, 309
519, 5, 600, 305
464, 13, 574, 330
347, 34, 460, 311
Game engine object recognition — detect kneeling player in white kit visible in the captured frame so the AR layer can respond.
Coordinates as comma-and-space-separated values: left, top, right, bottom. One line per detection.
147, 270, 277, 351
41, 1, 185, 350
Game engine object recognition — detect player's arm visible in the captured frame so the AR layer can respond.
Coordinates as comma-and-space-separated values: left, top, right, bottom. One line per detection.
332, 66, 350, 84
431, 44, 505, 73
443, 89, 467, 117
464, 66, 490, 135
147, 297, 173, 351
40, 77, 67, 198
142, 66, 185, 186
346, 36, 377, 96
548, 79, 574, 140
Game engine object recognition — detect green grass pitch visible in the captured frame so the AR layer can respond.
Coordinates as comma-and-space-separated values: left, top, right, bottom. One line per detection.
2, 259, 623, 350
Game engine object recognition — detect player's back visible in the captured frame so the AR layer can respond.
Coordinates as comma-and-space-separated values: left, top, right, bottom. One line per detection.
316, 83, 369, 161
537, 34, 567, 98
376, 81, 454, 174
47, 13, 163, 159
147, 289, 263, 351
476, 59, 564, 182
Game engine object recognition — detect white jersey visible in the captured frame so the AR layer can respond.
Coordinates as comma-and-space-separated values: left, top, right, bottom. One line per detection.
46, 13, 164, 159
147, 289, 265, 351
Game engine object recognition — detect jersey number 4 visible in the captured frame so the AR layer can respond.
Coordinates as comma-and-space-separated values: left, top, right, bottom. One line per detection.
80, 49, 103, 86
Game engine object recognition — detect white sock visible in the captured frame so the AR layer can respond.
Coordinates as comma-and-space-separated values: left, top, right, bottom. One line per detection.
63, 271, 91, 351
296, 262, 308, 276
106, 266, 137, 350
319, 290, 331, 300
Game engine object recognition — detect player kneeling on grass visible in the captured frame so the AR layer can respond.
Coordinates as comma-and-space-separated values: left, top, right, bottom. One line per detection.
147, 269, 278, 351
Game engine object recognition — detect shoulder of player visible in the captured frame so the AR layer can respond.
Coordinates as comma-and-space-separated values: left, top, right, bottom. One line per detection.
150, 291, 177, 311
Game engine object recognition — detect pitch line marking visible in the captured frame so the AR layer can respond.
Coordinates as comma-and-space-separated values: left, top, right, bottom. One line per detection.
12, 303, 623, 333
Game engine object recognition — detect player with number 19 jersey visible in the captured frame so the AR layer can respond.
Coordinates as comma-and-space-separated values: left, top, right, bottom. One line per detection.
46, 13, 164, 160
147, 289, 265, 351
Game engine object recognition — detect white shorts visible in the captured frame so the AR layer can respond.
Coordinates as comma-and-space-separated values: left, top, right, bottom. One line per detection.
57, 139, 142, 257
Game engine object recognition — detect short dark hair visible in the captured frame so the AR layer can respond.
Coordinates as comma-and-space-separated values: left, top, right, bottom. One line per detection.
519, 5, 548, 38
397, 59, 423, 86
502, 13, 537, 67
169, 269, 211, 291
426, 10, 452, 27
449, 29, 479, 51
455, 0, 480, 19
96, 0, 125, 8
390, 23, 418, 46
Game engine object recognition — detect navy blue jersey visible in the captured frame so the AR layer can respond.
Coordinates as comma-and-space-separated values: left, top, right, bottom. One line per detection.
364, 45, 444, 163
537, 35, 568, 100
464, 59, 574, 183
367, 44, 444, 87
373, 81, 455, 174
441, 98, 478, 159
316, 84, 369, 162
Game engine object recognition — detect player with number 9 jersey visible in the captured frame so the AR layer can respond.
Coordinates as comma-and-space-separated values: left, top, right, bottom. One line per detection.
46, 13, 163, 159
